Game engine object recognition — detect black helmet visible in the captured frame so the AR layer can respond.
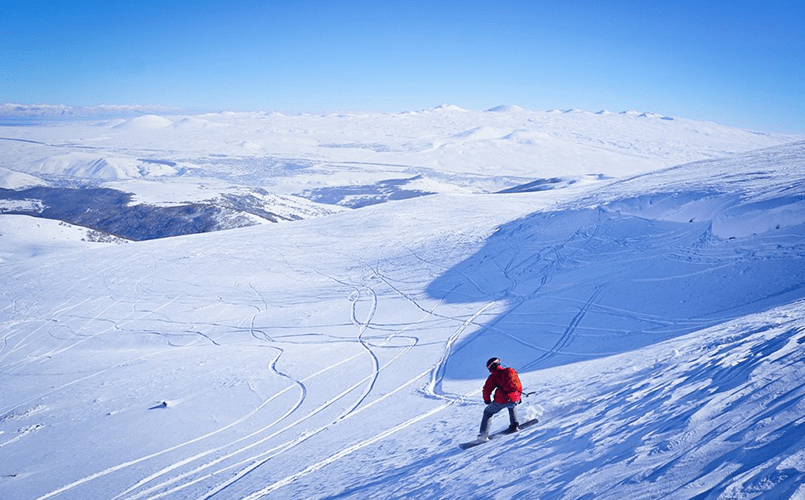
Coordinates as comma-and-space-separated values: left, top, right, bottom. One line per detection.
486, 357, 501, 371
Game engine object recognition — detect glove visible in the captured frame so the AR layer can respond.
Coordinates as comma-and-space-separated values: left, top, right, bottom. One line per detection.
484, 400, 491, 405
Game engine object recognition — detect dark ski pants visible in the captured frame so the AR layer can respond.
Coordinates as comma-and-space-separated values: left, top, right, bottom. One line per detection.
480, 401, 520, 435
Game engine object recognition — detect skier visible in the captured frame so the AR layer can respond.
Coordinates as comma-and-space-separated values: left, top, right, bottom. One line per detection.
477, 357, 522, 442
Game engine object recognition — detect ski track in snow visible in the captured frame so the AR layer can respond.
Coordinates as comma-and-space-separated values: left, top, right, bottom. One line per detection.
348, 282, 381, 412
37, 261, 457, 500
522, 286, 605, 370
43, 270, 432, 500
238, 397, 455, 499
426, 300, 500, 401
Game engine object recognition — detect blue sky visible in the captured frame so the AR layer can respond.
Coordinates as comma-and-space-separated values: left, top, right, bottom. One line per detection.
2, 0, 804, 133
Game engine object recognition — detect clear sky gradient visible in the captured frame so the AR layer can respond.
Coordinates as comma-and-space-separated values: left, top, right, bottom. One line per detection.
2, 0, 804, 133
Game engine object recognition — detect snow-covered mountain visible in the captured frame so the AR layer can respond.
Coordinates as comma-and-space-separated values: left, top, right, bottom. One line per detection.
0, 107, 803, 499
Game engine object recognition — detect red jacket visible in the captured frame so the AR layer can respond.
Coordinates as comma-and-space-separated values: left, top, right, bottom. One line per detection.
483, 366, 522, 404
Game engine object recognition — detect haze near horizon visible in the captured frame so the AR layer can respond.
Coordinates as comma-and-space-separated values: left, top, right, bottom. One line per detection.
2, 0, 804, 133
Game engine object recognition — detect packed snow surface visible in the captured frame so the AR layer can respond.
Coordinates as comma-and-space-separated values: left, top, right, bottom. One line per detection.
0, 106, 804, 499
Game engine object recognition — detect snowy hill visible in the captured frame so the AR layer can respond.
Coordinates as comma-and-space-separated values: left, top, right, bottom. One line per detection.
0, 167, 48, 190
0, 108, 804, 499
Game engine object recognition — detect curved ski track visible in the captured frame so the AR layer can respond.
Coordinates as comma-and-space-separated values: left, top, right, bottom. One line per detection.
36, 268, 432, 500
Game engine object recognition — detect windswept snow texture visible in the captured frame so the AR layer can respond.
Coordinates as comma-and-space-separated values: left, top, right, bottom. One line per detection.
0, 108, 804, 500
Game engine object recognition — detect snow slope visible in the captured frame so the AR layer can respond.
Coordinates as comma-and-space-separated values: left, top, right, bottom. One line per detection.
0, 215, 126, 263
0, 109, 804, 500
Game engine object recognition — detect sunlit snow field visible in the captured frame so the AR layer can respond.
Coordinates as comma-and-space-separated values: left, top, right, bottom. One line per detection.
1, 106, 804, 499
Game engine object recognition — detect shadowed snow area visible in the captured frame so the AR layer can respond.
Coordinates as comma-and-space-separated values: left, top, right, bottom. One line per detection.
431, 142, 805, 381
1, 109, 804, 500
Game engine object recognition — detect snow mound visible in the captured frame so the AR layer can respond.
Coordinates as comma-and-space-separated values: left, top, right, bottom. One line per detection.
170, 117, 222, 130
112, 114, 173, 130
427, 104, 468, 113
616, 111, 674, 120
486, 105, 525, 113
